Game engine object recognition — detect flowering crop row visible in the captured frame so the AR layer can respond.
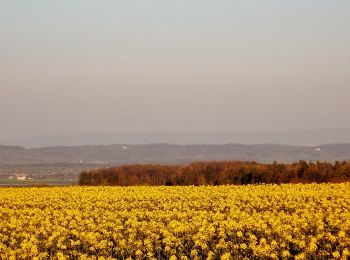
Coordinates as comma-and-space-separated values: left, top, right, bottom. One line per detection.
0, 184, 349, 259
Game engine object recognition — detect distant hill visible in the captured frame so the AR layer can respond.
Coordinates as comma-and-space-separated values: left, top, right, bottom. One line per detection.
3, 129, 350, 148
1, 143, 350, 165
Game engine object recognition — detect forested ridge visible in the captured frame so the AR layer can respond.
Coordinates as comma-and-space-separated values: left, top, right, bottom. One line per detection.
2, 143, 350, 165
79, 160, 350, 186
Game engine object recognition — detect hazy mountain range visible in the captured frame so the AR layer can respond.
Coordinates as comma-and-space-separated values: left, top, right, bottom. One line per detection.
2, 129, 350, 165
2, 129, 350, 148
1, 143, 350, 165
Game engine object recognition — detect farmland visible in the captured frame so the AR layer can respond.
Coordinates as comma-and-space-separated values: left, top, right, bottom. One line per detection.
0, 163, 110, 187
0, 184, 349, 259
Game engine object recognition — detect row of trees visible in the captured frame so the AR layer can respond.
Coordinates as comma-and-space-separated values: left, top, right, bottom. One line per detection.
79, 160, 350, 186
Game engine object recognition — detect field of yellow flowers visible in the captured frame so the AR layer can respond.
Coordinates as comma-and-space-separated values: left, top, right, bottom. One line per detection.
0, 184, 350, 259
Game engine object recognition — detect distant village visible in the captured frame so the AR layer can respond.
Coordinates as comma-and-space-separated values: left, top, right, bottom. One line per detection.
0, 163, 104, 183
7, 173, 32, 180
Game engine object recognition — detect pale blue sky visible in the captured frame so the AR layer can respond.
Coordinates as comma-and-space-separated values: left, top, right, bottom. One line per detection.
1, 1, 350, 140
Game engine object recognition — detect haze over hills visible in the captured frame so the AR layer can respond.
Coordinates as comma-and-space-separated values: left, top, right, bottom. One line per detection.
1, 143, 350, 165
2, 129, 350, 165
3, 129, 350, 148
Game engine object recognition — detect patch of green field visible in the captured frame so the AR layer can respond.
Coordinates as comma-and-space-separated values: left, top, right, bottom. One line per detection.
0, 179, 76, 186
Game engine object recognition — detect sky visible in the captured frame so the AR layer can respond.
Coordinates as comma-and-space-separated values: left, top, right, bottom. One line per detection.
1, 0, 350, 141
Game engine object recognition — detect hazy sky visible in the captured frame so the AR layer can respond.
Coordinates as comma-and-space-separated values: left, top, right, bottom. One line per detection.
1, 1, 350, 140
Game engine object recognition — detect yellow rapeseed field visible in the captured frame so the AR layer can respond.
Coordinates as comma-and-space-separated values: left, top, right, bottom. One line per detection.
0, 184, 349, 259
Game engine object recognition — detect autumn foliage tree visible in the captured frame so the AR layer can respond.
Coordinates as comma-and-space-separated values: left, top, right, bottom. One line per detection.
79, 160, 350, 186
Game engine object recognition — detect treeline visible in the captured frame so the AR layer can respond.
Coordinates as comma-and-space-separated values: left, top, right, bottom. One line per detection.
79, 160, 350, 186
